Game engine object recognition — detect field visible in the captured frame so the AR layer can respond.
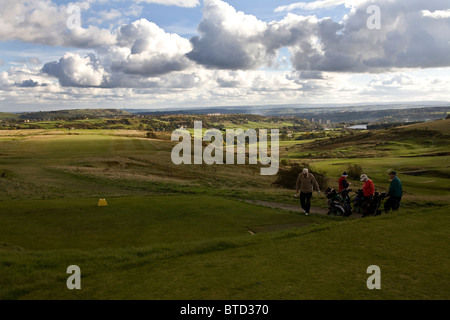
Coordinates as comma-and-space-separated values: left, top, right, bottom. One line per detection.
0, 118, 449, 301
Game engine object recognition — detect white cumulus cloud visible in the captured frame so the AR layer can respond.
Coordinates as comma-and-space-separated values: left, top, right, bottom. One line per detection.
186, 0, 270, 70
111, 19, 193, 76
42, 52, 110, 87
275, 0, 365, 12
0, 0, 116, 48
135, 0, 199, 7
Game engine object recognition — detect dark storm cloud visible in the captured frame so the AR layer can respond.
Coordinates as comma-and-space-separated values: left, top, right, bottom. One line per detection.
17, 79, 39, 87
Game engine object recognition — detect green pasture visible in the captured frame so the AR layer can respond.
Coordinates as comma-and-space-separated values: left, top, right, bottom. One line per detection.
283, 120, 450, 202
0, 195, 321, 252
1, 204, 448, 300
311, 157, 450, 196
210, 120, 295, 131
0, 121, 449, 300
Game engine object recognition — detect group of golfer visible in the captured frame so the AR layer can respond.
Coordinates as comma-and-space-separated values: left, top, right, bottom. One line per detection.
295, 168, 403, 216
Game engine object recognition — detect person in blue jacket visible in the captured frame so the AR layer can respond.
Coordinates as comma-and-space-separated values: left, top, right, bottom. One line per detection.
385, 171, 403, 213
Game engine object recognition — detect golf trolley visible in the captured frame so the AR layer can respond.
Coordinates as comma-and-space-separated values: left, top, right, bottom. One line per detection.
324, 188, 353, 217
353, 189, 388, 217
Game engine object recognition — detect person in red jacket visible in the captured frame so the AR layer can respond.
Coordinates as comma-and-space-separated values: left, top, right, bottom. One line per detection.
360, 174, 375, 197
360, 174, 375, 216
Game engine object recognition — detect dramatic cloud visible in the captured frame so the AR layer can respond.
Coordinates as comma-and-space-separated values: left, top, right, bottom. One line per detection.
17, 79, 40, 87
264, 14, 325, 68
0, 0, 116, 48
135, 0, 200, 8
5, 0, 449, 111
42, 53, 110, 87
42, 18, 195, 87
39, 0, 450, 93
185, 0, 450, 74
186, 0, 270, 70
111, 19, 193, 76
283, 0, 450, 73
275, 0, 365, 12
0, 71, 14, 88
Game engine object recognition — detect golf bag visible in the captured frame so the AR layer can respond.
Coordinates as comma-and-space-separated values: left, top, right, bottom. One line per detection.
353, 189, 365, 214
354, 189, 388, 217
369, 191, 388, 216
325, 188, 352, 217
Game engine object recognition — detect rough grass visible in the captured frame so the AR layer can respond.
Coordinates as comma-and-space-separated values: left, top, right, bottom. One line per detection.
0, 122, 449, 300
0, 195, 323, 251
1, 205, 448, 300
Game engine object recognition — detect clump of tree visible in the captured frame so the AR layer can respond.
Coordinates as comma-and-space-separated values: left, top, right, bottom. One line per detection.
146, 130, 158, 139
347, 164, 363, 180
272, 163, 329, 190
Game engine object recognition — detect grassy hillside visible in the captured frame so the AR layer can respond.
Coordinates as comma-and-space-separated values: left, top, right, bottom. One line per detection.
0, 119, 449, 300
283, 119, 450, 208
0, 112, 20, 120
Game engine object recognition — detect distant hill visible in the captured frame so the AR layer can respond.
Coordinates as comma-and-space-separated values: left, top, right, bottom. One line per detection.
17, 109, 132, 121
127, 105, 450, 124
393, 118, 450, 136
285, 118, 450, 161
2, 104, 449, 125
261, 106, 450, 124
0, 113, 20, 121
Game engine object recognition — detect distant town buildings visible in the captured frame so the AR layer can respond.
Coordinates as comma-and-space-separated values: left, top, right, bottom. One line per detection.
310, 118, 332, 128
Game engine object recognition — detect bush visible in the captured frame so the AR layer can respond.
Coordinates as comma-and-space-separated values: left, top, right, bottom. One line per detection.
0, 169, 16, 179
347, 164, 363, 180
147, 131, 158, 139
272, 163, 329, 190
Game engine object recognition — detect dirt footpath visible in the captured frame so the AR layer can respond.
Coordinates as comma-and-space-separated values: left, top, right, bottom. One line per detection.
244, 200, 328, 215
244, 200, 363, 218
243, 199, 363, 234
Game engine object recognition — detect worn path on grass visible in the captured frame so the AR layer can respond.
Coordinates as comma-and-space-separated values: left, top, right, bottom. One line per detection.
243, 200, 363, 218
243, 200, 364, 234
235, 199, 365, 234
242, 200, 328, 234
244, 200, 329, 215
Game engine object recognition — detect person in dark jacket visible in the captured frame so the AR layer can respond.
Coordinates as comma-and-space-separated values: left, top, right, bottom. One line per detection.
385, 171, 403, 213
338, 172, 351, 192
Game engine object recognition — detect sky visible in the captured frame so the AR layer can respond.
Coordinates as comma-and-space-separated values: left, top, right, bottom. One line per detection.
0, 0, 449, 112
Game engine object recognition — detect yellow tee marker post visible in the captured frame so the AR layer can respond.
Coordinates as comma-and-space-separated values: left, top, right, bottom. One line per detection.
98, 199, 108, 207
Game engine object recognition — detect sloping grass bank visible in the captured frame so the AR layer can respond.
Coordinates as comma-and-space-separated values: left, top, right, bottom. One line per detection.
1, 203, 448, 300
